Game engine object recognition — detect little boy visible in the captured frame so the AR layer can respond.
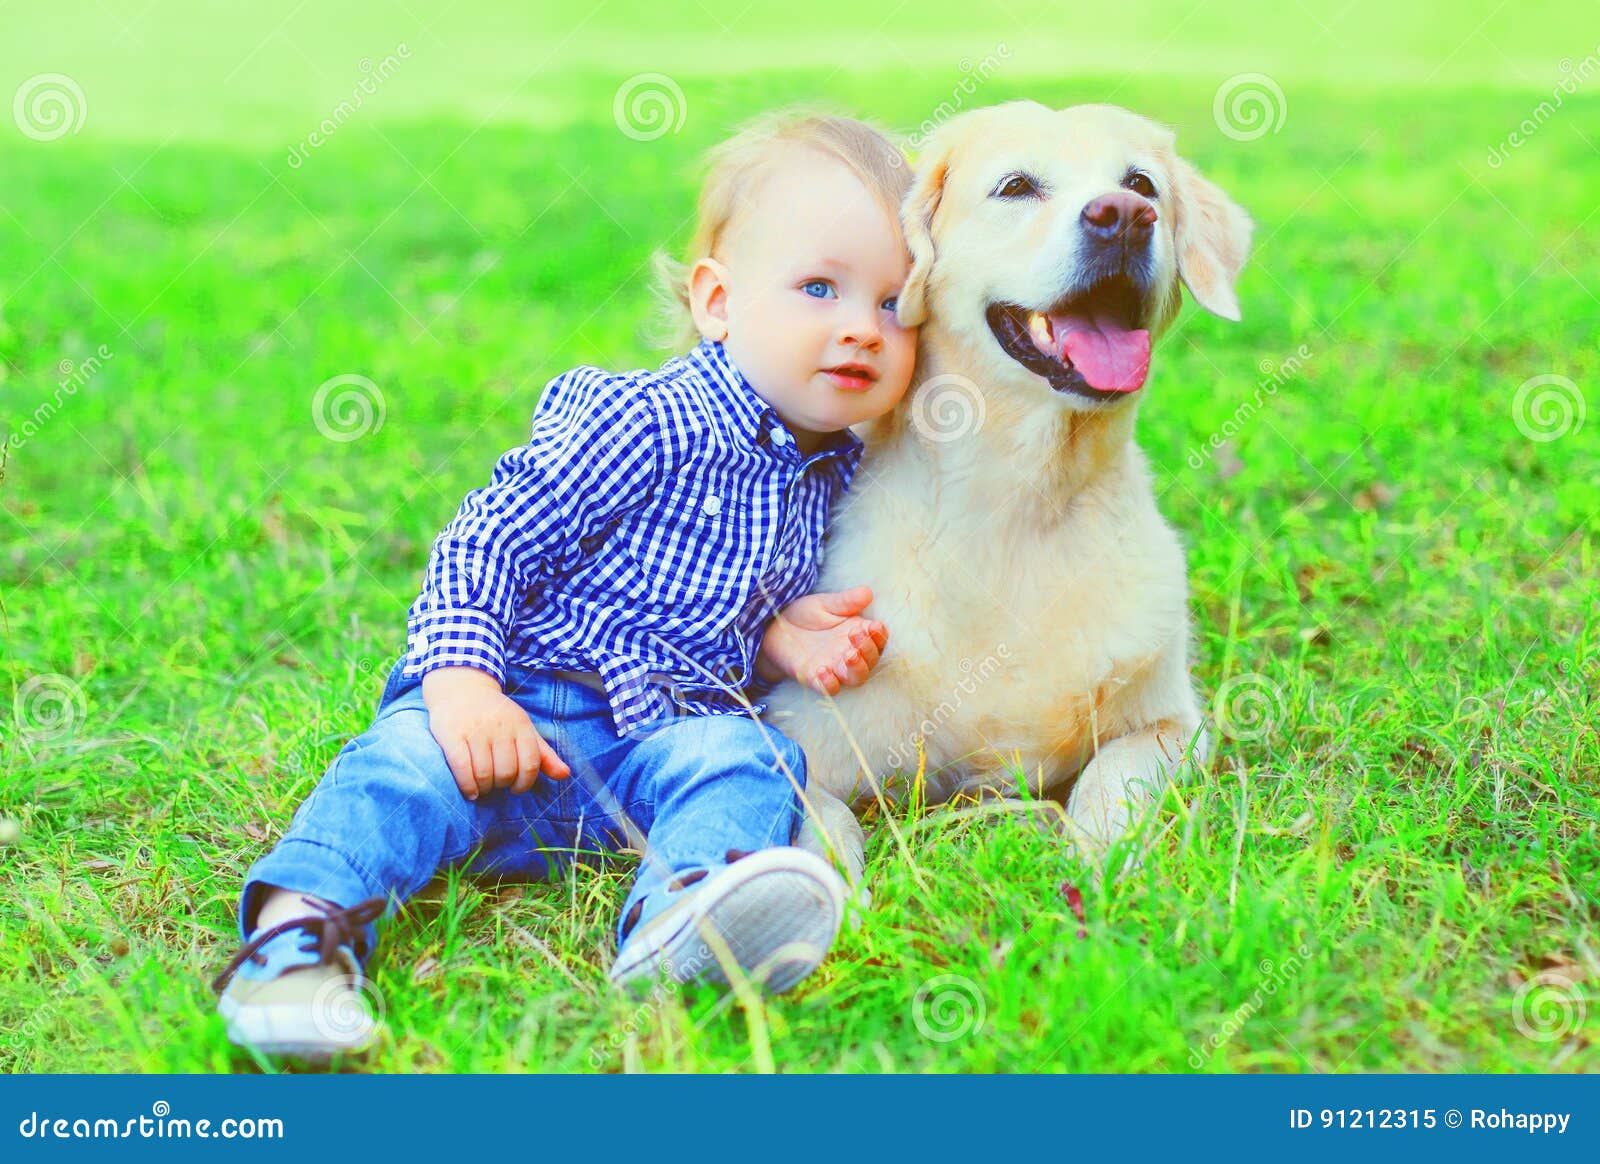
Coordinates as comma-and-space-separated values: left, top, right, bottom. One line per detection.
211, 109, 917, 1060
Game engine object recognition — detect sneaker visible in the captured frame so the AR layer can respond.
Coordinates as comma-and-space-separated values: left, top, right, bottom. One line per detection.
212, 895, 387, 1062
608, 847, 847, 995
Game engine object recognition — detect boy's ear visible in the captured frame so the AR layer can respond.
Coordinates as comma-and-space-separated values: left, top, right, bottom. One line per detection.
688, 257, 732, 342
896, 145, 951, 329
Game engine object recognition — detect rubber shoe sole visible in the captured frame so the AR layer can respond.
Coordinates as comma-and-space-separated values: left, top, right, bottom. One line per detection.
216, 952, 378, 1063
608, 847, 846, 995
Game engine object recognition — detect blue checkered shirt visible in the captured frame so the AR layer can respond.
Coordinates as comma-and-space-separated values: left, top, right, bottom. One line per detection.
401, 338, 866, 736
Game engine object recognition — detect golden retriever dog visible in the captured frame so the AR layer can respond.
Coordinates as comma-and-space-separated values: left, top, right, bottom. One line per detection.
764, 101, 1253, 883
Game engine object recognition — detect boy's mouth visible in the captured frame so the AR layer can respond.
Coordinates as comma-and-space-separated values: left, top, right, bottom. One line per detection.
822, 363, 878, 391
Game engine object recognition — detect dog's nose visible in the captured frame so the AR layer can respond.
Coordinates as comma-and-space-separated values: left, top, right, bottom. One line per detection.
1080, 192, 1157, 243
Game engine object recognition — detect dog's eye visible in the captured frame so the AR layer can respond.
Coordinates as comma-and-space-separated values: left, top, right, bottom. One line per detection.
991, 173, 1040, 200
1122, 170, 1158, 199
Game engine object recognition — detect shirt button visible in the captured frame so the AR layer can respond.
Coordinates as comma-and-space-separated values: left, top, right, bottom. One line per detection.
702, 494, 722, 516
769, 427, 790, 447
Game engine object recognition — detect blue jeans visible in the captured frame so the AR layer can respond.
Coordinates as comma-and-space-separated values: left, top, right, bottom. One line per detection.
236, 660, 809, 963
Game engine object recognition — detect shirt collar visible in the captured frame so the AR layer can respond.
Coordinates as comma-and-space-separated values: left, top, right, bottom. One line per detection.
687, 337, 866, 469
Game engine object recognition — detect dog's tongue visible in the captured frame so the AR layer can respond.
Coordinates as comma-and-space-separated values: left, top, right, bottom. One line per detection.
1051, 309, 1151, 393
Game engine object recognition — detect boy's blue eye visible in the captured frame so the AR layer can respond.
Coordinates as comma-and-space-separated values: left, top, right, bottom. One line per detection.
801, 279, 836, 299
882, 296, 899, 312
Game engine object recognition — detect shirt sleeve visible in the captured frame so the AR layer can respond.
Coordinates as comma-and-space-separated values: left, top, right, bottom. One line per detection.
401, 366, 664, 684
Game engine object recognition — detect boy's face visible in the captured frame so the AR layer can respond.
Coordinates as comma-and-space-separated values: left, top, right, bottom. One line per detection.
708, 150, 917, 453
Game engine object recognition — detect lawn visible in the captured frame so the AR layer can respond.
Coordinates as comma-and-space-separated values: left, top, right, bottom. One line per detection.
1, 2, 1596, 1072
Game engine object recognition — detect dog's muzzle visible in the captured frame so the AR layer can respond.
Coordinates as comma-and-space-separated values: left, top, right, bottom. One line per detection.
985, 191, 1161, 401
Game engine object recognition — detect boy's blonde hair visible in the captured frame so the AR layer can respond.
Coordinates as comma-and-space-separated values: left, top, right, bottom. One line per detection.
650, 106, 912, 353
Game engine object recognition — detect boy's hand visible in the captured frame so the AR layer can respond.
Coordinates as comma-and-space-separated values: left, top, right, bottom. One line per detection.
421, 666, 570, 801
757, 585, 888, 697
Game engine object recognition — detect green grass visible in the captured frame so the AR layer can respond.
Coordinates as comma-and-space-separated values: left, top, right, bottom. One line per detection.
2, 3, 1597, 1072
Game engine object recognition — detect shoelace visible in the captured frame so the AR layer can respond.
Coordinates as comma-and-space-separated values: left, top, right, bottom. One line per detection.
210, 895, 387, 994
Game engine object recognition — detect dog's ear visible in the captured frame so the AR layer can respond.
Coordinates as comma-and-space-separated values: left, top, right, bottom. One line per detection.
896, 146, 951, 328
1171, 156, 1252, 321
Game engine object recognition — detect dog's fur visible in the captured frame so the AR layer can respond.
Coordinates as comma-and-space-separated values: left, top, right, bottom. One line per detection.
764, 101, 1253, 880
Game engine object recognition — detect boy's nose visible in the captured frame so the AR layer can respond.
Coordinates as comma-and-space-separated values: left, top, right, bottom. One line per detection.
839, 310, 882, 347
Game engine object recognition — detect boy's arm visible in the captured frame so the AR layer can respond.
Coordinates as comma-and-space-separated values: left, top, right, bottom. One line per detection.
754, 586, 887, 697
403, 367, 664, 686
402, 367, 662, 803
